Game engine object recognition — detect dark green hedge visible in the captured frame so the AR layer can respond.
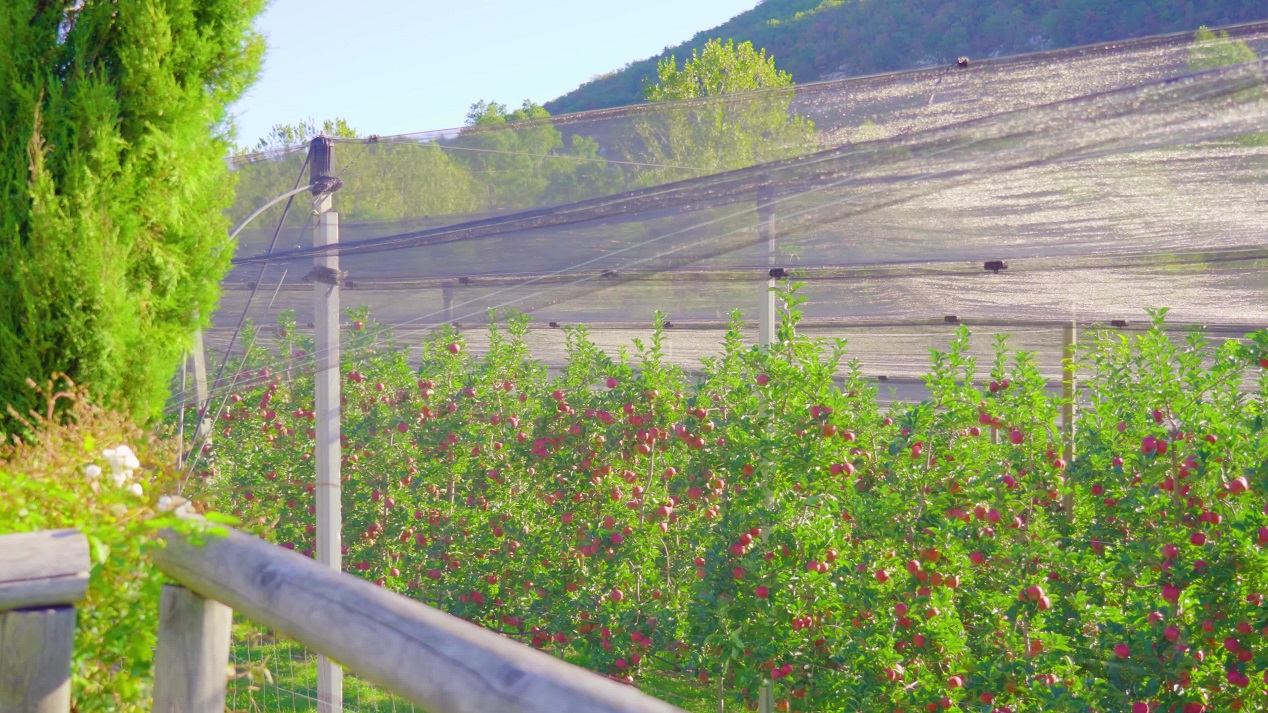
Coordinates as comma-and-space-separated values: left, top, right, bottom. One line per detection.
0, 0, 265, 430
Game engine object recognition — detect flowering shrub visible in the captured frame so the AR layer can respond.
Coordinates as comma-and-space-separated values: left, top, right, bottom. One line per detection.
0, 378, 223, 712
196, 297, 1268, 713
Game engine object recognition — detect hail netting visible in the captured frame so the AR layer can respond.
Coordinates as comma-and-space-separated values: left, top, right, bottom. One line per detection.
211, 22, 1268, 393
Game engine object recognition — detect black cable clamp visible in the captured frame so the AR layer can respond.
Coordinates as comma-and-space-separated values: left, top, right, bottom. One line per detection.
311, 176, 344, 196
769, 267, 788, 279
944, 315, 959, 323
984, 260, 1008, 273
303, 266, 349, 286
1111, 319, 1130, 328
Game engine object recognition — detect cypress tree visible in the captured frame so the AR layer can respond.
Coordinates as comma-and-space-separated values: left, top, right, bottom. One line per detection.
0, 0, 265, 429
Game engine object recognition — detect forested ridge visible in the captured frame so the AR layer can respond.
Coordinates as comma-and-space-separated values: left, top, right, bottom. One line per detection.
545, 0, 1268, 114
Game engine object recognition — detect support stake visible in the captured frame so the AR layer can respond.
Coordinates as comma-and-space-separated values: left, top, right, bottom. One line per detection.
442, 285, 454, 325
191, 316, 209, 442
756, 187, 777, 347
1061, 320, 1077, 520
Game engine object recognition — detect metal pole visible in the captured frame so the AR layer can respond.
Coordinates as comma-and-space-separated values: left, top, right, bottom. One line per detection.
756, 187, 777, 347
1061, 320, 1077, 520
310, 137, 344, 713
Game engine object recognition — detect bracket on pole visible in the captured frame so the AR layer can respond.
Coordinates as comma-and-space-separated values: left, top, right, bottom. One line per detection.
302, 265, 349, 286
309, 137, 343, 196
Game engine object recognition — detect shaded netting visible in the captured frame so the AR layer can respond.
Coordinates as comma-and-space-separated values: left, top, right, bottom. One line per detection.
213, 23, 1268, 385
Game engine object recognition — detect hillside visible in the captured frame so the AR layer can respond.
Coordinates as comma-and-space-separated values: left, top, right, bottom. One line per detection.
544, 0, 1267, 114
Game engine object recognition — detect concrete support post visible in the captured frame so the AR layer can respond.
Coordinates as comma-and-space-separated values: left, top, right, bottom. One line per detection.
310, 137, 343, 713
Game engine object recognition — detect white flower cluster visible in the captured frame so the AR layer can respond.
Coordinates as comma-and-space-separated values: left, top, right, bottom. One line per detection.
156, 494, 195, 518
82, 444, 199, 519
83, 445, 143, 497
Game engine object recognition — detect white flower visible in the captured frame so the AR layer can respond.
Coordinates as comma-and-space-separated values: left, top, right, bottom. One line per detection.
103, 445, 140, 479
109, 470, 129, 488
157, 494, 197, 518
128, 482, 143, 497
83, 464, 102, 481
118, 446, 141, 470
157, 495, 189, 513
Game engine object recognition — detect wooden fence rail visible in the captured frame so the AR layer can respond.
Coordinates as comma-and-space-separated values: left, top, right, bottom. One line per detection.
0, 527, 685, 713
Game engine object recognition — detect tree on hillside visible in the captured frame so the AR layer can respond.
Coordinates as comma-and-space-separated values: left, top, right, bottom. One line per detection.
228, 117, 358, 229
0, 0, 265, 430
644, 38, 797, 101
451, 100, 625, 209
624, 38, 817, 185
231, 114, 482, 228
1185, 28, 1266, 147
243, 117, 359, 154
1188, 26, 1259, 71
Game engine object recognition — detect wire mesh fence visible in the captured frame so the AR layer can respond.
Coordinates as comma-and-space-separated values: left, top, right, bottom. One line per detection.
228, 618, 420, 713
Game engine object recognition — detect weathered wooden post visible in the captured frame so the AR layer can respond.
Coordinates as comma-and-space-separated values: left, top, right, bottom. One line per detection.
152, 585, 233, 713
0, 530, 91, 713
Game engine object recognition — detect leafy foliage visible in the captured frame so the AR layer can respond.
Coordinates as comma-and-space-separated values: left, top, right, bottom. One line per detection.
241, 117, 358, 155
619, 39, 816, 184
1189, 26, 1261, 71
546, 0, 1266, 114
0, 0, 266, 431
0, 377, 227, 712
193, 298, 1268, 713
645, 39, 796, 102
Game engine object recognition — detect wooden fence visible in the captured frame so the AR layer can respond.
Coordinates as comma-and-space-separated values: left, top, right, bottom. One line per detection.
0, 527, 684, 713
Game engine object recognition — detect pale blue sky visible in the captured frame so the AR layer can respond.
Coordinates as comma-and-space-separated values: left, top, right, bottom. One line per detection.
231, 0, 760, 146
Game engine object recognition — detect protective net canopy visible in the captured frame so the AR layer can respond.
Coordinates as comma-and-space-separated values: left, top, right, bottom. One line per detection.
214, 22, 1268, 389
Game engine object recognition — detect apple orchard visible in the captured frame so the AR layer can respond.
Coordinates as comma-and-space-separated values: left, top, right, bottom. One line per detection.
190, 304, 1268, 713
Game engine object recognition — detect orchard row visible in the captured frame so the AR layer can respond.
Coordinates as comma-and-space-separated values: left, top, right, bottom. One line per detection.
189, 305, 1268, 713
